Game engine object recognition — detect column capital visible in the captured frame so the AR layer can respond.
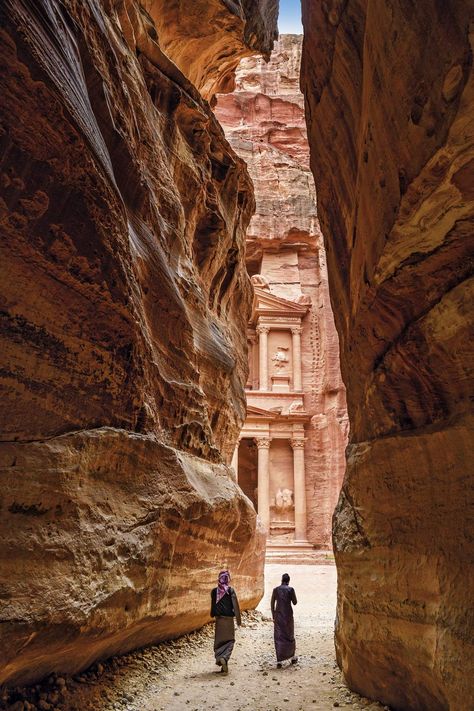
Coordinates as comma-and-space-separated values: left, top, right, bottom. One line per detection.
256, 437, 271, 449
290, 438, 306, 450
291, 325, 303, 336
256, 324, 270, 335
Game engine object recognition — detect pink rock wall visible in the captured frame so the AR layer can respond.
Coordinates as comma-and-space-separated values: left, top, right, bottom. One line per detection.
215, 35, 348, 547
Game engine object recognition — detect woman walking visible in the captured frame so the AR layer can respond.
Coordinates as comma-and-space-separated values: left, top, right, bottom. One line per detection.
271, 572, 298, 667
210, 570, 241, 674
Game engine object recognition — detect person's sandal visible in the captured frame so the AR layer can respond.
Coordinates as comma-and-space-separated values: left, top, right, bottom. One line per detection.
220, 658, 228, 674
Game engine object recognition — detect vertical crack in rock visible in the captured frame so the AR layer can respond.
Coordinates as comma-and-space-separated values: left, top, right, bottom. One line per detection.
0, 0, 277, 686
301, 1, 474, 709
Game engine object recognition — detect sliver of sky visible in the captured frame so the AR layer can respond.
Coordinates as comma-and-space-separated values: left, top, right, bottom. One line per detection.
278, 0, 303, 34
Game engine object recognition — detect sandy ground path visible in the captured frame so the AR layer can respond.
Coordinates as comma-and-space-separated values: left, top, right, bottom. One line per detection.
140, 565, 386, 711
2, 565, 388, 711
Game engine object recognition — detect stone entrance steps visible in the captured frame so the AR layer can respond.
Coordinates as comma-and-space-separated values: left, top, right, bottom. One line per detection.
265, 546, 335, 565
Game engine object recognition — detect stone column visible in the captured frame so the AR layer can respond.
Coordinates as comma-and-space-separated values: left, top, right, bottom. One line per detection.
231, 441, 239, 482
257, 325, 270, 391
256, 437, 271, 535
249, 334, 258, 390
291, 438, 307, 542
291, 325, 303, 392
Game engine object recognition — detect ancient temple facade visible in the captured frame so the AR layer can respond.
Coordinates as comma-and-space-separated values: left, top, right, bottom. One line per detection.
216, 36, 349, 551
233, 272, 313, 548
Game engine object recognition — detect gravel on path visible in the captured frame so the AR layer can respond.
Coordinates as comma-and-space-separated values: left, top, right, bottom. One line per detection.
2, 565, 389, 711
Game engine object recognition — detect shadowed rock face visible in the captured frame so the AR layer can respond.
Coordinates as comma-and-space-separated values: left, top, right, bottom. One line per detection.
215, 35, 348, 548
301, 1, 474, 709
0, 0, 277, 686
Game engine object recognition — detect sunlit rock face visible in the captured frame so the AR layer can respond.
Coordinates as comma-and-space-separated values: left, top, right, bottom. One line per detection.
215, 35, 317, 255
0, 0, 277, 686
141, 0, 279, 101
301, 2, 474, 709
215, 35, 348, 548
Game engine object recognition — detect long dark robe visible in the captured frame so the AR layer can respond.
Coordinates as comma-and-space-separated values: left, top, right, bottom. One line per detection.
214, 616, 235, 662
211, 587, 241, 662
271, 583, 297, 662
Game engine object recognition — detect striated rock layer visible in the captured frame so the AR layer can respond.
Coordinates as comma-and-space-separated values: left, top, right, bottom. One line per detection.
215, 36, 348, 548
0, 0, 277, 686
301, 2, 474, 709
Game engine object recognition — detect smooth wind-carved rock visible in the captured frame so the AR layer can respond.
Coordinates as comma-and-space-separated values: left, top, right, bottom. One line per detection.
301, 1, 474, 709
0, 0, 277, 686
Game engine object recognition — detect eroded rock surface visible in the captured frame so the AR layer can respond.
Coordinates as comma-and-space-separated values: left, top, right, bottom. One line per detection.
215, 35, 317, 258
142, 0, 278, 101
0, 0, 277, 686
215, 36, 348, 547
301, 2, 474, 709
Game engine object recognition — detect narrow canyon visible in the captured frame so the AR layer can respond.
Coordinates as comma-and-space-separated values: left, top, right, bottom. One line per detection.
0, 1, 473, 711
215, 34, 348, 554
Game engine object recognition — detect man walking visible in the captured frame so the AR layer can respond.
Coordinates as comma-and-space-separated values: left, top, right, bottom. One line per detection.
271, 573, 298, 668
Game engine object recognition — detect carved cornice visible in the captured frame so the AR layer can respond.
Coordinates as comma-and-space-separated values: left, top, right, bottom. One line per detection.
258, 316, 302, 326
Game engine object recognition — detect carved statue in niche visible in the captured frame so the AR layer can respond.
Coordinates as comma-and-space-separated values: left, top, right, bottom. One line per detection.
272, 346, 289, 371
274, 487, 294, 511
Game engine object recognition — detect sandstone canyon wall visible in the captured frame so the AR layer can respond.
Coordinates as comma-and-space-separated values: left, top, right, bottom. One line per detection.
215, 35, 348, 548
301, 2, 474, 709
0, 0, 277, 687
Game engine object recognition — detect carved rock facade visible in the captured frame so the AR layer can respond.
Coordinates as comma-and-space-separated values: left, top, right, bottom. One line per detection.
301, 2, 474, 709
0, 0, 277, 686
215, 35, 348, 550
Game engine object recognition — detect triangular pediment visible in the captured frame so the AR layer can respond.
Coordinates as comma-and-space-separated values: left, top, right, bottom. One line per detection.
251, 287, 309, 323
246, 404, 278, 419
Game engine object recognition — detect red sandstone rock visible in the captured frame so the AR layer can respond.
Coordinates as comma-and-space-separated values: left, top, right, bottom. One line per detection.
301, 1, 474, 709
215, 36, 348, 548
0, 0, 277, 686
216, 35, 316, 258
142, 0, 279, 101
